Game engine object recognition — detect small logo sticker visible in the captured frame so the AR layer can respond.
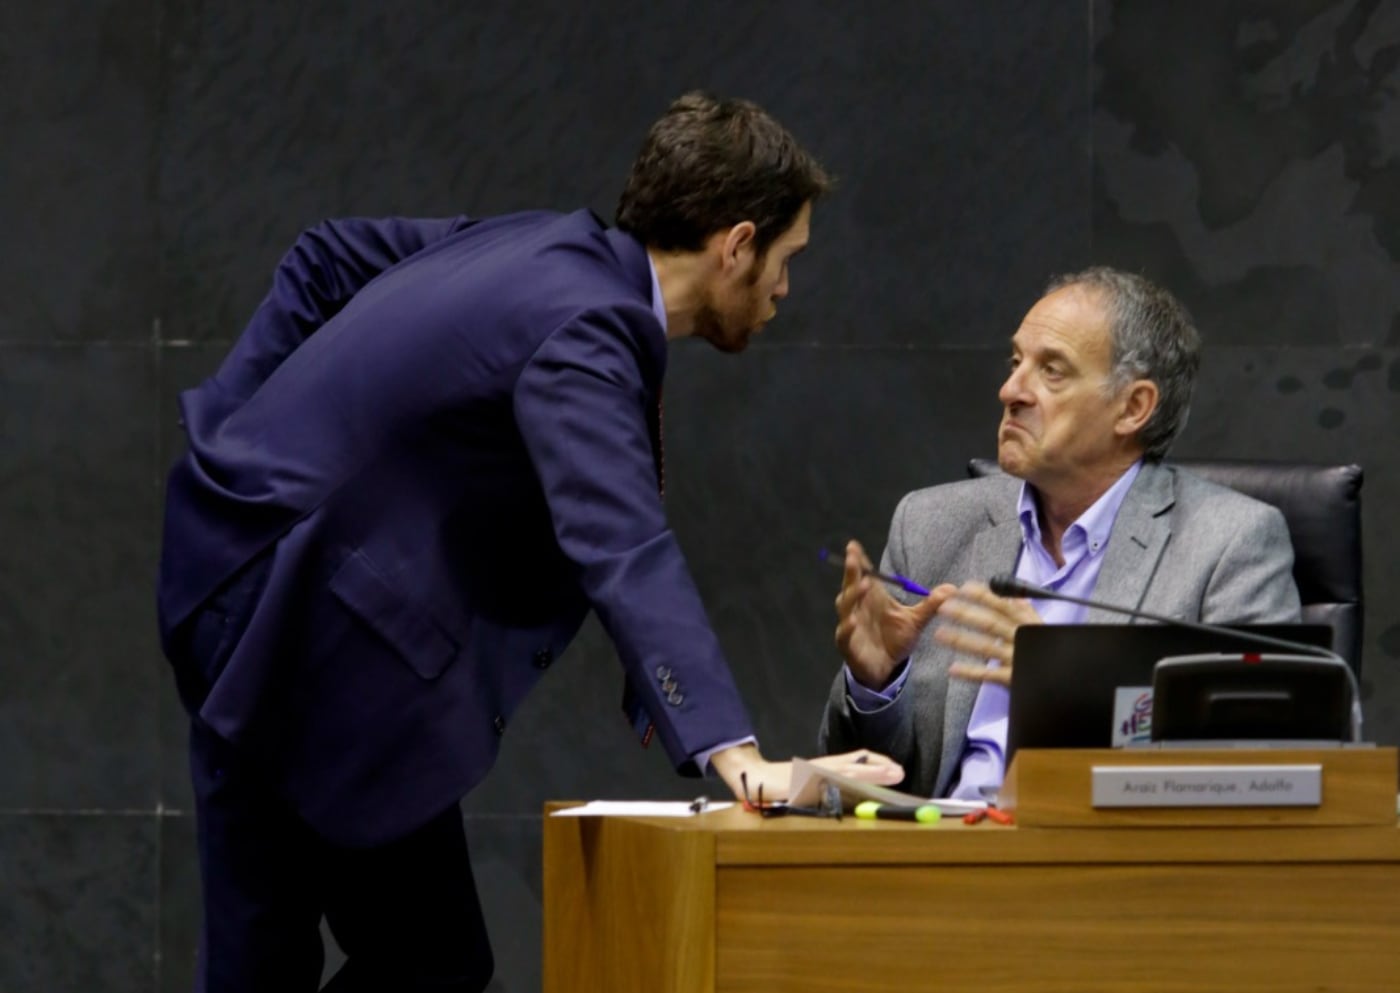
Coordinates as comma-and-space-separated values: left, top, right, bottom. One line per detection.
1111, 687, 1153, 747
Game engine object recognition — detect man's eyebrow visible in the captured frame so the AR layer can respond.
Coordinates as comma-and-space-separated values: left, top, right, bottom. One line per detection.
1039, 347, 1073, 365
1011, 341, 1078, 368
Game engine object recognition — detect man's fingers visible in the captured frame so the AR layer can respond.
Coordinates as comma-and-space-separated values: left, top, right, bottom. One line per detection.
847, 540, 875, 573
842, 541, 862, 587
936, 624, 1014, 666
949, 660, 1013, 687
834, 576, 861, 615
835, 616, 856, 651
843, 762, 905, 784
842, 540, 877, 589
912, 583, 958, 622
1008, 598, 1042, 624
937, 595, 1017, 645
933, 580, 1042, 671
817, 749, 905, 783
947, 581, 1017, 624
955, 580, 1000, 606
958, 580, 1042, 625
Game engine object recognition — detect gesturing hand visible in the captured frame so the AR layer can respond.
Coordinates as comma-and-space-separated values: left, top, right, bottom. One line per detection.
936, 580, 1042, 687
834, 540, 955, 690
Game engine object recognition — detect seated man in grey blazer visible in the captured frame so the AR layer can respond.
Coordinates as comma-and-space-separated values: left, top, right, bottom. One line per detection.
819, 266, 1301, 799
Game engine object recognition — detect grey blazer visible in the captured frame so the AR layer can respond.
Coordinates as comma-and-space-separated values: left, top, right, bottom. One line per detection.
818, 462, 1301, 797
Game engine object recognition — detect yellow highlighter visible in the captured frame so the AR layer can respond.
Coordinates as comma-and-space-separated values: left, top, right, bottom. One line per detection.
853, 800, 941, 824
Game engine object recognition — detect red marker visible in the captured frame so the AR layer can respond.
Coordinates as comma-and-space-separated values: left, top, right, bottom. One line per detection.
963, 807, 1013, 825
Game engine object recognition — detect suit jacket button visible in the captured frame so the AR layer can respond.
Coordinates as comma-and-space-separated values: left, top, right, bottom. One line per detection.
667, 690, 684, 706
533, 648, 552, 669
661, 678, 677, 694
493, 715, 506, 735
655, 664, 672, 681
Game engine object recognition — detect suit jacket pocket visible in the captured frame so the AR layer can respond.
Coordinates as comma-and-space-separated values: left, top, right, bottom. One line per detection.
329, 550, 458, 680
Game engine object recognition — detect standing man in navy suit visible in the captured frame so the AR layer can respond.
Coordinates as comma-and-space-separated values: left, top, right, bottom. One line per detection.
158, 92, 902, 992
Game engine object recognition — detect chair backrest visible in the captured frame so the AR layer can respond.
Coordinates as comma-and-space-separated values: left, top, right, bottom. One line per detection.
966, 458, 1365, 673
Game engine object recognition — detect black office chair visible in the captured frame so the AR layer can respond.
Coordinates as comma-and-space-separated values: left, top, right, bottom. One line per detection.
966, 457, 1365, 674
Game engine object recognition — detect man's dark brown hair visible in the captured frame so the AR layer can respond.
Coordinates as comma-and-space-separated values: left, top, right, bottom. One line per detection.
616, 91, 832, 256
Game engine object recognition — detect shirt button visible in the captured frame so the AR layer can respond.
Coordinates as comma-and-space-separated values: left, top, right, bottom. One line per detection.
533, 648, 552, 669
493, 715, 506, 735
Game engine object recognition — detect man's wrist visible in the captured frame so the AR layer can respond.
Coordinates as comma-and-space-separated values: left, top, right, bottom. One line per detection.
709, 742, 761, 776
709, 743, 767, 796
849, 656, 907, 692
845, 659, 910, 711
694, 736, 758, 777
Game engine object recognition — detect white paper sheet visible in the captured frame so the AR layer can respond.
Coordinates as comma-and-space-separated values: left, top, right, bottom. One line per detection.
549, 800, 735, 817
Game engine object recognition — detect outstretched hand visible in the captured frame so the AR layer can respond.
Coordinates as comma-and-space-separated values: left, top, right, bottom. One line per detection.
936, 580, 1042, 687
709, 744, 904, 806
834, 540, 956, 690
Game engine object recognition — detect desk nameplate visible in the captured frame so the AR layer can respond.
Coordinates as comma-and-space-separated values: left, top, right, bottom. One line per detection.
1002, 747, 1396, 827
1092, 763, 1321, 808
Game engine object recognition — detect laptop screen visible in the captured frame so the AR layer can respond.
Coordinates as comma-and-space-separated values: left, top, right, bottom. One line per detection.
1006, 623, 1335, 757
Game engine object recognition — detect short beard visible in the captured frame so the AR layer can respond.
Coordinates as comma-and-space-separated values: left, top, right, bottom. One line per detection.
693, 254, 766, 354
693, 303, 749, 353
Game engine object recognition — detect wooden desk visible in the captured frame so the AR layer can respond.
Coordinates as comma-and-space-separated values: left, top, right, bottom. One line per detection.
544, 803, 1400, 993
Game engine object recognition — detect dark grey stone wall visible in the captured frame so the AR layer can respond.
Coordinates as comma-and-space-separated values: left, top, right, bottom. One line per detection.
2, 2, 1394, 990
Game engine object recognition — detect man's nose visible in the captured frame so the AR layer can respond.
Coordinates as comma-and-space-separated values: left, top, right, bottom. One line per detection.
998, 366, 1027, 406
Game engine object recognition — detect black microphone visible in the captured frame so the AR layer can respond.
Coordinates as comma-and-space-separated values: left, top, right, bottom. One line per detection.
987, 574, 1363, 742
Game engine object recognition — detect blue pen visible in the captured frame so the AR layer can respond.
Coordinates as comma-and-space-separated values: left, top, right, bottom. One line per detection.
818, 548, 931, 597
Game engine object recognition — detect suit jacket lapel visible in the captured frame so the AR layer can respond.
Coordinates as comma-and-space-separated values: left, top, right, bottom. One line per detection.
938, 500, 1023, 792
1087, 461, 1176, 622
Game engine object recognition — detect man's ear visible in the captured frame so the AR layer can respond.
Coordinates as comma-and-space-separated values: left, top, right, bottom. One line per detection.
718, 221, 757, 273
1115, 379, 1159, 438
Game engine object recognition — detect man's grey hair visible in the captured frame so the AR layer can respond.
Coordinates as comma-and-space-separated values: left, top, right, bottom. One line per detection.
1045, 266, 1201, 461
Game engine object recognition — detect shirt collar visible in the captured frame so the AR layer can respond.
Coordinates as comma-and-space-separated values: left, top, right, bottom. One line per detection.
1017, 459, 1144, 558
645, 254, 667, 333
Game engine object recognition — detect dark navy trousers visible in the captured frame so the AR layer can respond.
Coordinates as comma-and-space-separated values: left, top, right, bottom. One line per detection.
182, 560, 493, 992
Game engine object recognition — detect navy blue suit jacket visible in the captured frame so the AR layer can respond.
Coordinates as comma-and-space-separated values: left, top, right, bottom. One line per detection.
158, 210, 754, 845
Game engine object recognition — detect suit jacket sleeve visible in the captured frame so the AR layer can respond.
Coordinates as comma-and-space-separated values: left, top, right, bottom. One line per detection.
513, 306, 754, 773
198, 216, 475, 421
